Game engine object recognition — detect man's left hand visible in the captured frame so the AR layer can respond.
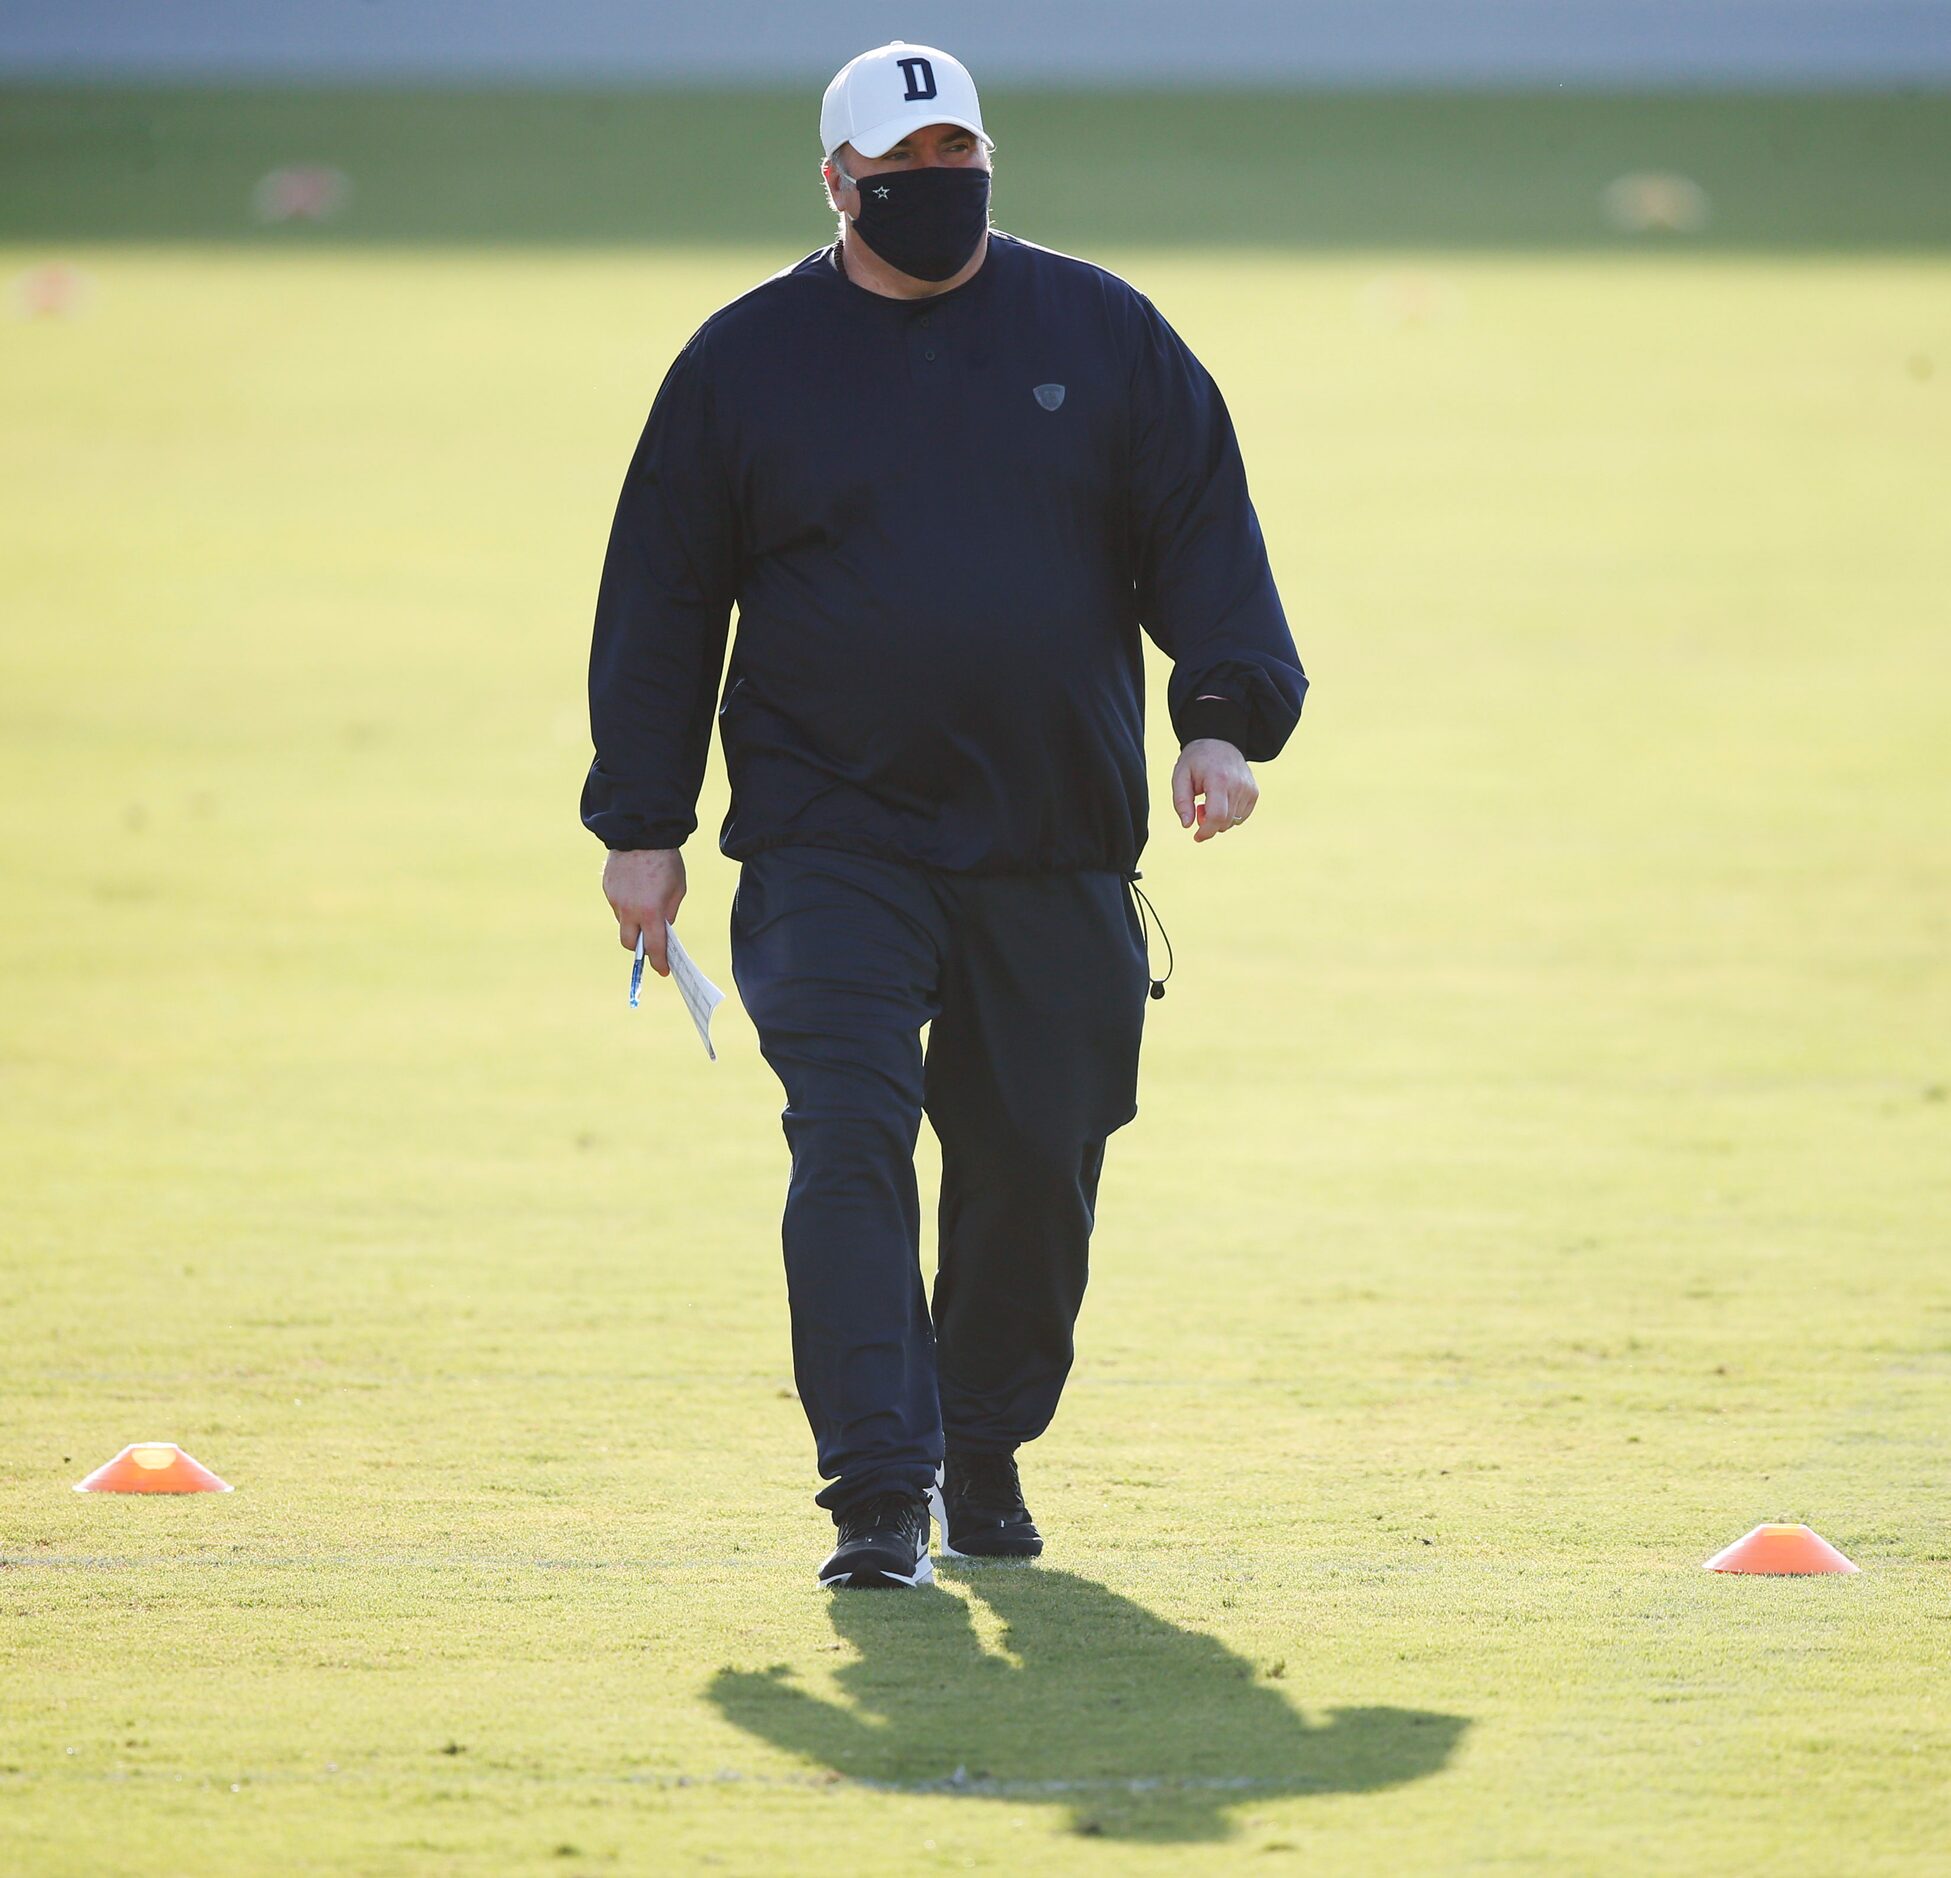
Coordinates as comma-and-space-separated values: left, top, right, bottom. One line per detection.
1172, 738, 1258, 842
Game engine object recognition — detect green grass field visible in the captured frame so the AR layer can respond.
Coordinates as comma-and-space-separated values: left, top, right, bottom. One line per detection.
2, 89, 1948, 1874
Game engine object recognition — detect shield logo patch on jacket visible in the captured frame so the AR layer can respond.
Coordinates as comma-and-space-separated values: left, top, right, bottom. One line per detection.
1033, 383, 1066, 411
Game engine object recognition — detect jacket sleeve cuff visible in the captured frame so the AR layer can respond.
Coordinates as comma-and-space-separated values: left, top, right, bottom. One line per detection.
1176, 696, 1253, 751
584, 812, 695, 853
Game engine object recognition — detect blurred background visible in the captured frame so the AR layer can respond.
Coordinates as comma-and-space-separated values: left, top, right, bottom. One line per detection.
7, 2, 1951, 246
3, 7, 1948, 1871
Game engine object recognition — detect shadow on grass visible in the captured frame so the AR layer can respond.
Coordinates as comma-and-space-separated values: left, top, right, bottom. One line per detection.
709, 1564, 1467, 1841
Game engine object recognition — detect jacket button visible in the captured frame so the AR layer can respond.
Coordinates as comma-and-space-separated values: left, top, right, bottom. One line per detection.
924, 348, 937, 361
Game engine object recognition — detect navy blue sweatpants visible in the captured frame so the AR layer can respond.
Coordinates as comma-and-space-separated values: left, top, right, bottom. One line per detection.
729, 845, 1151, 1517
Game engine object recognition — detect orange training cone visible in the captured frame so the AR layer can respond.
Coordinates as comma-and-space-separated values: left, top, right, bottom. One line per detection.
1703, 1523, 1857, 1574
74, 1443, 233, 1495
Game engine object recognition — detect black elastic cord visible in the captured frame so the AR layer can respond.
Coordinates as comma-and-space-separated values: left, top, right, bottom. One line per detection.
1127, 872, 1174, 1000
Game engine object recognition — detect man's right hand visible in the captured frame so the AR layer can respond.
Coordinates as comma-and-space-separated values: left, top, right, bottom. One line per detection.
602, 848, 687, 975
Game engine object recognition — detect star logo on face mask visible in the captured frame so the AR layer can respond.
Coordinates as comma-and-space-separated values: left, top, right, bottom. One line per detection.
873, 185, 891, 200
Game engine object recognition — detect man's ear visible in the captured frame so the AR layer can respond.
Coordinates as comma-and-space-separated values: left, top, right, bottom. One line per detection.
824, 155, 854, 216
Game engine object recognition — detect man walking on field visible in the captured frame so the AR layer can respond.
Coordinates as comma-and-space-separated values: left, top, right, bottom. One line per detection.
583, 43, 1307, 1588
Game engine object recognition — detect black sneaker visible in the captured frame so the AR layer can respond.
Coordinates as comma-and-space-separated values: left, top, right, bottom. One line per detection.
928, 1449, 1044, 1559
818, 1489, 934, 1589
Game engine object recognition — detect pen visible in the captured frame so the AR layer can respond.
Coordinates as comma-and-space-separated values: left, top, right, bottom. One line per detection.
629, 930, 646, 1007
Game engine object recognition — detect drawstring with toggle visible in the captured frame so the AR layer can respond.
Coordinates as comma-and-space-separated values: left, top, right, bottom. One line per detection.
1126, 872, 1174, 1000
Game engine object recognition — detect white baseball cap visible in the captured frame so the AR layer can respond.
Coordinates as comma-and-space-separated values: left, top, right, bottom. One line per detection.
820, 41, 986, 162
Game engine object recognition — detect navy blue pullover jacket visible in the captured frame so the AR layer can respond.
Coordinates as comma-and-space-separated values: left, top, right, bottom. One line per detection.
582, 230, 1307, 875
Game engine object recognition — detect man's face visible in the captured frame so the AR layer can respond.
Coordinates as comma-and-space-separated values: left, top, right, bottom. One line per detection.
827, 121, 990, 212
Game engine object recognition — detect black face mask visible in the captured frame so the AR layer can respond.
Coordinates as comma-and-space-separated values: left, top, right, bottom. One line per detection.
842, 163, 991, 282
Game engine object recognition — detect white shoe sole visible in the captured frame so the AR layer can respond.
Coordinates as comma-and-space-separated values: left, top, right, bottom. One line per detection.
822, 1551, 934, 1589
926, 1480, 973, 1560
